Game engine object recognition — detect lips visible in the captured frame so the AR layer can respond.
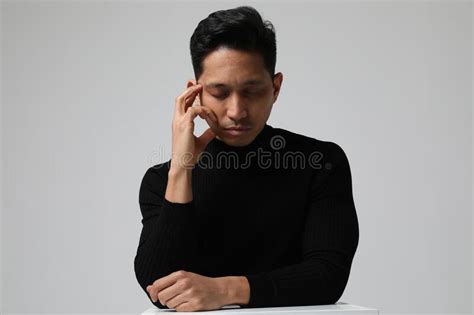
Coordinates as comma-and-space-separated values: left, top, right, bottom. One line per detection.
223, 126, 251, 136
224, 126, 251, 131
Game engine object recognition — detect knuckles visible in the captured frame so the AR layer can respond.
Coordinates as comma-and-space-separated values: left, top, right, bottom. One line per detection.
181, 278, 192, 288
151, 270, 211, 312
175, 270, 188, 277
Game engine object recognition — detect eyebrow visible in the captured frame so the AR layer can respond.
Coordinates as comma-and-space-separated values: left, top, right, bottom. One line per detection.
204, 80, 265, 89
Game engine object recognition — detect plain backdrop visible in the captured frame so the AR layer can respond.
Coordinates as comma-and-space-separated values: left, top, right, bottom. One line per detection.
1, 1, 472, 314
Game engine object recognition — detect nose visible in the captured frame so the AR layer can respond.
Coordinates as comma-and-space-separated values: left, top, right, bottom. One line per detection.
226, 94, 248, 122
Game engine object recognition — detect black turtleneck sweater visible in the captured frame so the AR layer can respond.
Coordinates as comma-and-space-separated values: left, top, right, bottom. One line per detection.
134, 124, 359, 309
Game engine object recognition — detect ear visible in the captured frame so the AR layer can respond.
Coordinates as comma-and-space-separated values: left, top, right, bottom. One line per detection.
187, 79, 201, 105
187, 79, 197, 88
272, 72, 283, 103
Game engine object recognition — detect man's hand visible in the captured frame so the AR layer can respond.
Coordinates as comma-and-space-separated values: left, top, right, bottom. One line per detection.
146, 270, 230, 312
170, 83, 218, 172
165, 83, 219, 203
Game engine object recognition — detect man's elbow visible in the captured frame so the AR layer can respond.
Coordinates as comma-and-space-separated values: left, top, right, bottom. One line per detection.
324, 267, 350, 304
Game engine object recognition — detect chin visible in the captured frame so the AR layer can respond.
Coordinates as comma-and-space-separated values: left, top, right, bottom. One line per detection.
216, 131, 256, 147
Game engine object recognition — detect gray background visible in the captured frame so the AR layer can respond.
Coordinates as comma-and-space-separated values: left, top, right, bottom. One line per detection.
1, 1, 472, 314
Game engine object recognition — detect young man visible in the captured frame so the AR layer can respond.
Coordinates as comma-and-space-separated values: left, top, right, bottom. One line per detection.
134, 6, 359, 312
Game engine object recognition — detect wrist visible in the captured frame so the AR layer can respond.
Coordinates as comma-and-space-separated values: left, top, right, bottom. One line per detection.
219, 276, 250, 306
168, 165, 192, 178
165, 168, 193, 203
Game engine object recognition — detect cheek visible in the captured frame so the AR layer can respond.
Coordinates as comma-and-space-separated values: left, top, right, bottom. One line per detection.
201, 95, 225, 126
201, 95, 222, 114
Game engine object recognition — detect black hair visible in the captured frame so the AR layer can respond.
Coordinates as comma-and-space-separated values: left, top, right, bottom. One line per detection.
190, 6, 276, 80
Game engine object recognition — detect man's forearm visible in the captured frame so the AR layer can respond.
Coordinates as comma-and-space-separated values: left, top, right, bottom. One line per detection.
165, 168, 193, 203
220, 276, 250, 306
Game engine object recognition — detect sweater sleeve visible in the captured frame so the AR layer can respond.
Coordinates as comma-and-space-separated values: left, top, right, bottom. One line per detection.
243, 142, 359, 308
133, 162, 198, 309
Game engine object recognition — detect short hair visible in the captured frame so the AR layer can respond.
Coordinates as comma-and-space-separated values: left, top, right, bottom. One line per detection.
190, 6, 277, 80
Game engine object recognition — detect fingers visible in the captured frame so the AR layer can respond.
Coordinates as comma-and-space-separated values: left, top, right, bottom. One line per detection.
146, 285, 160, 303
174, 84, 219, 130
146, 274, 177, 303
175, 84, 202, 116
156, 282, 182, 307
161, 289, 187, 309
147, 270, 189, 303
174, 302, 192, 312
184, 105, 218, 128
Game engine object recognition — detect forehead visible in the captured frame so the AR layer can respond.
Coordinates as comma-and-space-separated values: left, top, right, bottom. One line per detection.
200, 47, 270, 88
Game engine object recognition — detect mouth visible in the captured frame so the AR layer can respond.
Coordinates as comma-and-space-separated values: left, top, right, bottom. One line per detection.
223, 126, 252, 136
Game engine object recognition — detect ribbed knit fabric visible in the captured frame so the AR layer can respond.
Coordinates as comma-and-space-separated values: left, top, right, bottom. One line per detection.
134, 123, 359, 309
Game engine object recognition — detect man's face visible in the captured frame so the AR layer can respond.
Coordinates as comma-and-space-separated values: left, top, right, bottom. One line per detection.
190, 47, 283, 147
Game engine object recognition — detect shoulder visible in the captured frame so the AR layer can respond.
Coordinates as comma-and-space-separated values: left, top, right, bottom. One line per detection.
140, 160, 171, 189
269, 125, 347, 160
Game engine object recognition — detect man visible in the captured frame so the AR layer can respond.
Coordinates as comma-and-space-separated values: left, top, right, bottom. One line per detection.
134, 6, 359, 312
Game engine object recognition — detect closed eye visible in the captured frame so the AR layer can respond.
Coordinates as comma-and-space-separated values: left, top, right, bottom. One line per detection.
212, 94, 228, 100
244, 91, 258, 96
211, 90, 261, 100
243, 90, 263, 98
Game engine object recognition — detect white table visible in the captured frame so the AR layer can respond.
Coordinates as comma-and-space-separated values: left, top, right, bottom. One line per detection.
142, 302, 379, 314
